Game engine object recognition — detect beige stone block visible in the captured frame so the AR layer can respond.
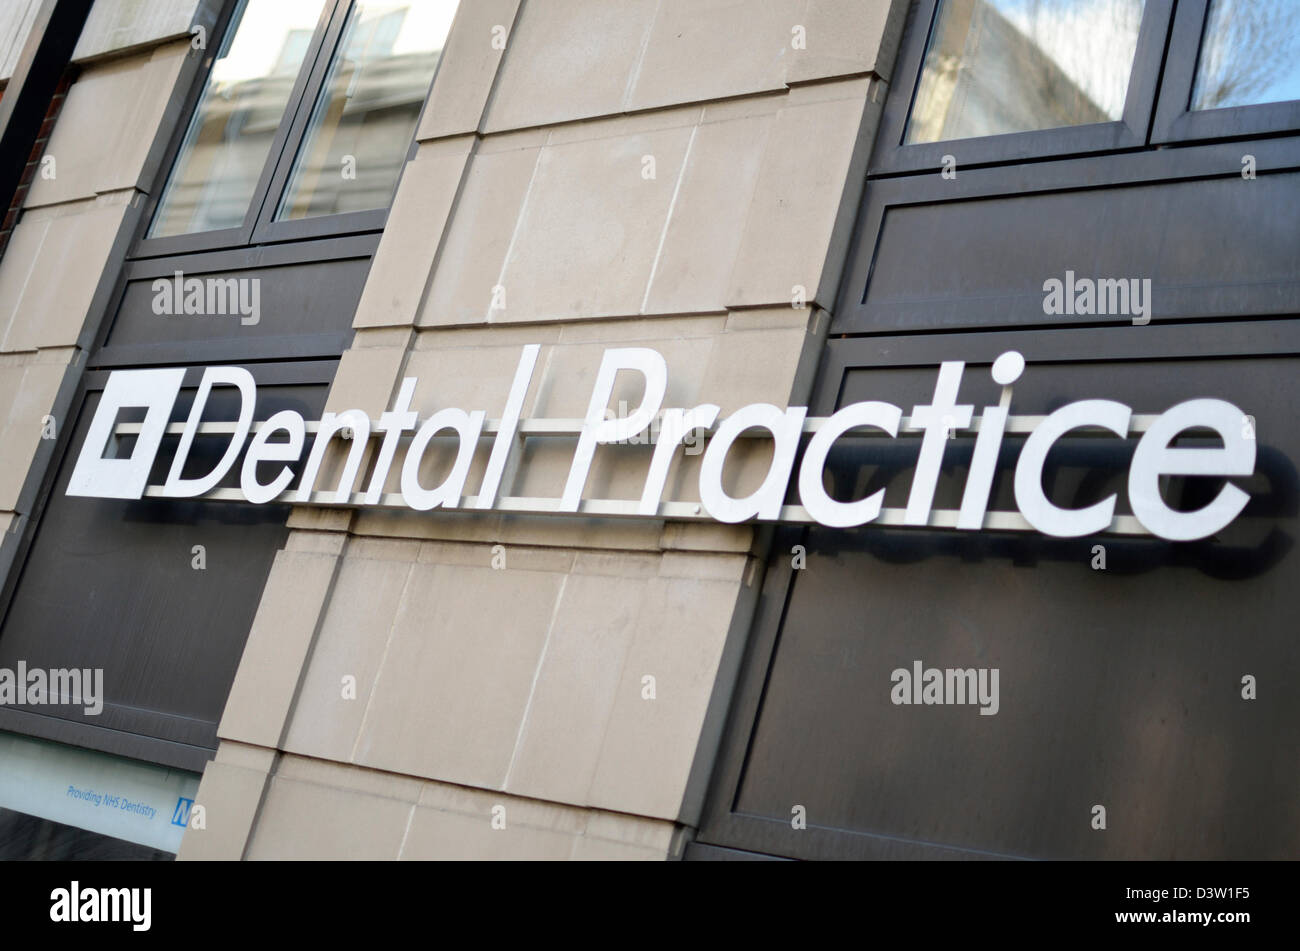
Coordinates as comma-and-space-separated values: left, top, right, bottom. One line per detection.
398, 803, 576, 859
217, 549, 341, 748
482, 0, 659, 133
626, 0, 798, 113
642, 112, 773, 315
570, 549, 660, 578
323, 345, 408, 416
175, 759, 270, 861
214, 741, 276, 772
285, 507, 353, 533
554, 312, 722, 344
351, 536, 422, 562
698, 323, 809, 411
726, 78, 874, 308
400, 338, 541, 417
351, 327, 413, 350
283, 530, 347, 556
348, 507, 666, 551
723, 306, 816, 333
542, 102, 702, 147
659, 521, 755, 554
0, 360, 66, 510
569, 836, 672, 860
0, 512, 14, 537
281, 551, 415, 762
588, 568, 748, 820
530, 329, 715, 418
245, 776, 413, 860
490, 124, 695, 323
72, 0, 199, 62
504, 569, 649, 804
701, 90, 786, 123
786, 0, 906, 84
352, 137, 474, 329
584, 808, 682, 851
351, 561, 566, 788
0, 215, 45, 352
1, 196, 129, 352
413, 323, 561, 350
437, 781, 589, 833
660, 550, 748, 582
275, 753, 425, 804
0, 1, 41, 82
506, 332, 715, 505
417, 540, 575, 574
26, 41, 187, 207
417, 0, 522, 141
418, 141, 542, 327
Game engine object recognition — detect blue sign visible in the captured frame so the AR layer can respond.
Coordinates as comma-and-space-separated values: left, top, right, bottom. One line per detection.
172, 797, 194, 827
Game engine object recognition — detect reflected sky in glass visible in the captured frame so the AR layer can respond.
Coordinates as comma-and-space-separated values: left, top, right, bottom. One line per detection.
906, 0, 1146, 144
276, 1, 459, 220
149, 0, 327, 238
1191, 0, 1300, 110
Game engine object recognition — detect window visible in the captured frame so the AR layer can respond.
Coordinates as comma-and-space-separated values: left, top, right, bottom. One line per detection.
1151, 0, 1300, 143
277, 1, 457, 220
874, 0, 1170, 171
142, 0, 458, 252
905, 0, 1146, 144
149, 1, 329, 239
1190, 0, 1300, 110
875, 0, 1300, 171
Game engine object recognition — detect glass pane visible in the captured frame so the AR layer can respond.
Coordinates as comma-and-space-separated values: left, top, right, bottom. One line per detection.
905, 0, 1146, 144
275, 1, 458, 221
1191, 0, 1300, 110
149, 0, 328, 238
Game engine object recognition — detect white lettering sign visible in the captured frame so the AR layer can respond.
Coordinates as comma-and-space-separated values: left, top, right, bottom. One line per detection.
65, 349, 1257, 542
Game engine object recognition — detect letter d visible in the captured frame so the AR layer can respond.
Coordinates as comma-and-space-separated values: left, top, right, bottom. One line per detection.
162, 366, 256, 498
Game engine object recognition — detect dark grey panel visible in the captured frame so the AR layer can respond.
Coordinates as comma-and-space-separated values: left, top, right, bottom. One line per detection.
683, 842, 790, 862
100, 256, 370, 357
0, 376, 329, 764
713, 351, 1298, 860
852, 171, 1300, 334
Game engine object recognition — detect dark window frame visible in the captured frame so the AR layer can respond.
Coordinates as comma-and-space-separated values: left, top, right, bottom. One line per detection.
690, 0, 1300, 861
130, 0, 442, 259
693, 317, 1300, 860
869, 0, 1175, 175
0, 360, 338, 773
833, 133, 1300, 336
1151, 0, 1300, 144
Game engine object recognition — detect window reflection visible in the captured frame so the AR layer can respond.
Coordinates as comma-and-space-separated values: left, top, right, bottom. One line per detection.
1191, 0, 1300, 110
149, 0, 327, 238
276, 1, 458, 220
905, 0, 1145, 144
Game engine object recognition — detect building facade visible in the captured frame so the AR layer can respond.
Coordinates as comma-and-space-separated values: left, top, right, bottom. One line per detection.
0, 0, 1295, 861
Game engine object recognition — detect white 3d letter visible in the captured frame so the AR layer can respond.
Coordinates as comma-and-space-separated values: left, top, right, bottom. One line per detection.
1128, 399, 1254, 541
162, 366, 256, 498
1014, 399, 1131, 537
699, 404, 807, 523
562, 348, 667, 511
798, 401, 900, 527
